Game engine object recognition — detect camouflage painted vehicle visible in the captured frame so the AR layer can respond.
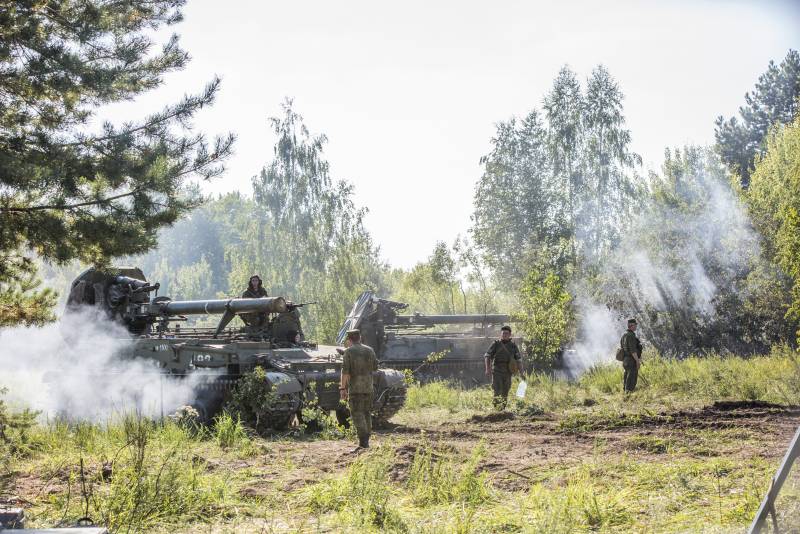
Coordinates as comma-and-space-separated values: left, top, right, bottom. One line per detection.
338, 292, 519, 384
64, 267, 407, 428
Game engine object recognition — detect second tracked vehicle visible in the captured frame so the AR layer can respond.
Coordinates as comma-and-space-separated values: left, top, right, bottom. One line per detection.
338, 292, 520, 384
63, 267, 407, 428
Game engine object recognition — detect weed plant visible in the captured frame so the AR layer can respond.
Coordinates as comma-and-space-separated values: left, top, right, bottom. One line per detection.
407, 439, 492, 506
307, 445, 407, 532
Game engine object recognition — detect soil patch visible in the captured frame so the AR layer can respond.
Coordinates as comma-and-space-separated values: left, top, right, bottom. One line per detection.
468, 412, 514, 423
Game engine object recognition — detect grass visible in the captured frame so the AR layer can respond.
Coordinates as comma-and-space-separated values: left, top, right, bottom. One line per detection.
2, 347, 799, 532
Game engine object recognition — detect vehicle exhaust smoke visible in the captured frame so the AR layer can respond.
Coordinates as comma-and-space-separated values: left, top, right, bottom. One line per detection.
0, 309, 205, 421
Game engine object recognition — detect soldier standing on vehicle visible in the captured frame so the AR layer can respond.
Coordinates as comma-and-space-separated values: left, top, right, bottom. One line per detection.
484, 325, 523, 410
240, 275, 269, 329
340, 329, 378, 449
621, 318, 643, 393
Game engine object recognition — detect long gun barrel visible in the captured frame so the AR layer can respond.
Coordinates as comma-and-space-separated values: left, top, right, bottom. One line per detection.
159, 297, 287, 316
153, 297, 288, 337
395, 313, 511, 326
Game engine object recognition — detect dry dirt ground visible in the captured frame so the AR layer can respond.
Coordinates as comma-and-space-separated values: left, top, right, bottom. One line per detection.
5, 401, 799, 532
235, 401, 800, 498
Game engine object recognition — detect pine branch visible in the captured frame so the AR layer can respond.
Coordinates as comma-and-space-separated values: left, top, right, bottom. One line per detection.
1, 189, 143, 213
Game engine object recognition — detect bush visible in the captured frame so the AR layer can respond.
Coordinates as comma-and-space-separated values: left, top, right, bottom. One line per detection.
0, 387, 39, 461
223, 367, 281, 432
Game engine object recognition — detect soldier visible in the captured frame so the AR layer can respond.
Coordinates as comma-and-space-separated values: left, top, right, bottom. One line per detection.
484, 325, 523, 410
240, 275, 268, 329
621, 318, 643, 393
340, 329, 378, 449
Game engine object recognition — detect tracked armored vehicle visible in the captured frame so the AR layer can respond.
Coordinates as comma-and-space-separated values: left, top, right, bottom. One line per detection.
338, 292, 519, 384
64, 267, 407, 428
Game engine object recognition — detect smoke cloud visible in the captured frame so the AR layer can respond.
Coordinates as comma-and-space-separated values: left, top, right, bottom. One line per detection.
0, 309, 207, 420
566, 154, 759, 373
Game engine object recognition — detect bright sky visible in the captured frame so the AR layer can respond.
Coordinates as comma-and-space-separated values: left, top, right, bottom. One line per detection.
108, 0, 800, 269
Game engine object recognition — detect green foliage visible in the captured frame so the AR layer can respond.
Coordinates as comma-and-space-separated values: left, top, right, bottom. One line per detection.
389, 237, 502, 316
0, 0, 233, 325
212, 412, 252, 451
0, 252, 57, 326
0, 388, 39, 461
401, 349, 800, 419
517, 268, 574, 369
403, 381, 492, 413
298, 389, 352, 440
472, 109, 562, 284
129, 102, 387, 341
242, 101, 386, 341
93, 417, 227, 531
223, 367, 281, 433
407, 439, 491, 506
523, 472, 633, 532
747, 117, 800, 340
307, 446, 407, 531
715, 49, 800, 187
578, 145, 793, 356
473, 64, 641, 284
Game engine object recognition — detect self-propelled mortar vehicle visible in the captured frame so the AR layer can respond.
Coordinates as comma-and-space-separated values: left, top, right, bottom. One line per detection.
64, 267, 407, 428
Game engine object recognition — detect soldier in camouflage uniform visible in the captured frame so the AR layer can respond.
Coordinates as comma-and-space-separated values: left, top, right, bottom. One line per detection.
484, 325, 523, 410
621, 318, 643, 393
240, 275, 269, 329
340, 329, 378, 449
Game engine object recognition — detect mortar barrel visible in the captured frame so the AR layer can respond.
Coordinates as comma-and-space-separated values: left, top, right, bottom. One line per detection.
161, 297, 288, 316
395, 314, 511, 325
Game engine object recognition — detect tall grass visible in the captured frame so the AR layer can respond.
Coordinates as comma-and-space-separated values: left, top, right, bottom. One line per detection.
403, 380, 492, 413
407, 439, 492, 506
577, 347, 800, 405
401, 349, 800, 418
307, 445, 407, 532
18, 415, 247, 532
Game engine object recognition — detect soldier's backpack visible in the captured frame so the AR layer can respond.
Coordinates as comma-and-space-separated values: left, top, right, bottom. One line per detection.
615, 335, 625, 361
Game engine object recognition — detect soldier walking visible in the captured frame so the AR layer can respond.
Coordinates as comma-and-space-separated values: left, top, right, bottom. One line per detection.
621, 318, 643, 393
340, 329, 378, 449
484, 325, 523, 410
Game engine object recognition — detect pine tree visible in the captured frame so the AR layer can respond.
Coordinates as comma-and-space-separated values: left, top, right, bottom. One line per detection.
715, 49, 800, 188
0, 0, 234, 324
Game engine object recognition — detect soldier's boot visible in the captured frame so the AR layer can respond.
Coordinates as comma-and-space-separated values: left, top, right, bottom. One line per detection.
358, 435, 369, 449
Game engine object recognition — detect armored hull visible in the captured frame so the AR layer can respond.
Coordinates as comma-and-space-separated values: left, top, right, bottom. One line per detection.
338, 292, 520, 385
132, 335, 406, 425
63, 268, 407, 428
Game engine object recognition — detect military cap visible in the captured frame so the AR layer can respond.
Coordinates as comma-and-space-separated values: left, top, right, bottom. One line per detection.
627, 318, 637, 325
501, 325, 512, 332
346, 329, 360, 335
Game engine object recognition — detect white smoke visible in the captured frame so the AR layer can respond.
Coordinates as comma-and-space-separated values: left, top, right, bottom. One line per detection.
566, 154, 759, 373
0, 309, 207, 420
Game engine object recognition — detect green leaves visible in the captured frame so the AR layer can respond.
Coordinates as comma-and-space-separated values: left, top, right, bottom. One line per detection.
516, 268, 574, 370
0, 0, 233, 325
473, 64, 642, 285
715, 49, 800, 188
747, 117, 800, 340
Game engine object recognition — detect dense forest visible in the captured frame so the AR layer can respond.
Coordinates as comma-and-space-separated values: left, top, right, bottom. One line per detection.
1, 0, 799, 367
